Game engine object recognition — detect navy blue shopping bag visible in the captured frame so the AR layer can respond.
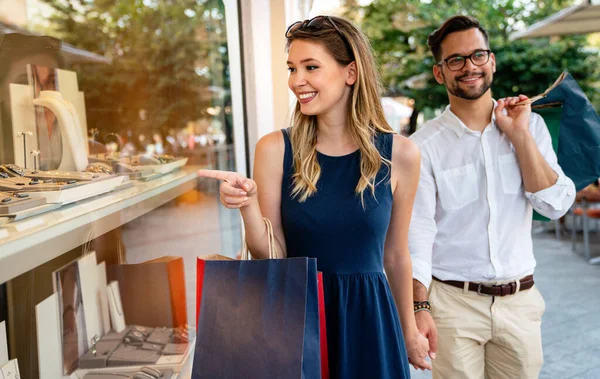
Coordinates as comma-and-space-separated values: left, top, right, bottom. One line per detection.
532, 72, 600, 191
193, 256, 322, 379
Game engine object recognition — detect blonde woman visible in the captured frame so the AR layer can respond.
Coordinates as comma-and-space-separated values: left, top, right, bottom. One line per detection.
199, 15, 430, 378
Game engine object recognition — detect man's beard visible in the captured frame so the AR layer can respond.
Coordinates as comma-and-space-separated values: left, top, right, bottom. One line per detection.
444, 71, 493, 100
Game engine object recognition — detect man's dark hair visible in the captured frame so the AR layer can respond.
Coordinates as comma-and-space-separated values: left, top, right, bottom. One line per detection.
427, 15, 489, 63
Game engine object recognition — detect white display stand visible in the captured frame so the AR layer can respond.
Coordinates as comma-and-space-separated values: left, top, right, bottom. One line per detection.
9, 83, 38, 169
56, 69, 88, 148
32, 91, 88, 172
10, 68, 89, 169
36, 293, 68, 379
97, 262, 111, 335
106, 280, 126, 333
78, 252, 103, 346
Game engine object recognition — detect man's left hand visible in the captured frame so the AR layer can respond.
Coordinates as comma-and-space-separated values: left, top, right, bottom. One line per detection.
495, 95, 532, 142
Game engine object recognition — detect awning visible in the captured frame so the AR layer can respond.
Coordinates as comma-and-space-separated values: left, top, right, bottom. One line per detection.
510, 0, 600, 40
0, 21, 110, 64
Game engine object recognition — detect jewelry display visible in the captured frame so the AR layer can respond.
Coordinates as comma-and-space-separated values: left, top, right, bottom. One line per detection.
0, 164, 124, 204
106, 346, 160, 366
145, 329, 171, 345
87, 163, 114, 175
0, 176, 78, 192
0, 192, 46, 215
82, 367, 173, 379
32, 91, 88, 172
29, 150, 41, 171
78, 339, 121, 369
89, 152, 188, 177
16, 132, 32, 169
0, 164, 110, 182
139, 343, 163, 353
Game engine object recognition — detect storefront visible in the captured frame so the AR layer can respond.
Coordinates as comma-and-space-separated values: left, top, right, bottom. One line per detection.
0, 0, 313, 377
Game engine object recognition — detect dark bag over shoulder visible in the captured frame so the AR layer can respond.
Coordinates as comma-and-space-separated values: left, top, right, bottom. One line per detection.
530, 71, 600, 191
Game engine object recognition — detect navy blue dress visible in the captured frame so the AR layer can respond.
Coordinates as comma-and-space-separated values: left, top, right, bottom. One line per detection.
280, 129, 411, 379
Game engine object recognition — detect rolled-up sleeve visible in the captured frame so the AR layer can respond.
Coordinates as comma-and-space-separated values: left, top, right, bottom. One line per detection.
408, 145, 437, 289
525, 114, 576, 219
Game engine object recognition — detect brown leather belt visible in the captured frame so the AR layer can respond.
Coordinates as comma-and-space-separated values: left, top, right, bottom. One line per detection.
433, 275, 534, 296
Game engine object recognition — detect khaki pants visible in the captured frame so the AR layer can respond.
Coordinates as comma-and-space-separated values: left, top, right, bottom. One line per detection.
430, 278, 546, 379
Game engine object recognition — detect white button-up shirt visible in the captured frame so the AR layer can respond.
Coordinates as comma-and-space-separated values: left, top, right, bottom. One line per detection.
408, 103, 576, 288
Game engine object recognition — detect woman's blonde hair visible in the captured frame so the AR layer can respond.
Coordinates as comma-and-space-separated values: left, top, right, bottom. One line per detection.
286, 16, 394, 204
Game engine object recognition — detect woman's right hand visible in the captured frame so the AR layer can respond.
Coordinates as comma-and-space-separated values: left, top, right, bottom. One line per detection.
197, 169, 257, 209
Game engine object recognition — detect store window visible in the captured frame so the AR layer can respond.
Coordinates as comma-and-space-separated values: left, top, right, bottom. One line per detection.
0, 1, 243, 378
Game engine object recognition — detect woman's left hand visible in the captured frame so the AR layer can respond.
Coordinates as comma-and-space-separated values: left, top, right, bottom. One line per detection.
406, 331, 432, 371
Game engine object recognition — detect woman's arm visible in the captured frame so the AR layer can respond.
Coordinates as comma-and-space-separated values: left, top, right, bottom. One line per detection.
241, 131, 288, 258
384, 134, 431, 370
200, 130, 288, 259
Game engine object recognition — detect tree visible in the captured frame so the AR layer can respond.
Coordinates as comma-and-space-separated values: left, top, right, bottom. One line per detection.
354, 0, 600, 132
35, 0, 232, 147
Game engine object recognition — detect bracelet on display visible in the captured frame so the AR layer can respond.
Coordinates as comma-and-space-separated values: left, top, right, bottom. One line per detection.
413, 300, 431, 314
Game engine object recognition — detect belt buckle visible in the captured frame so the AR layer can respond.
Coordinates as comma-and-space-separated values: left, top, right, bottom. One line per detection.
476, 283, 493, 296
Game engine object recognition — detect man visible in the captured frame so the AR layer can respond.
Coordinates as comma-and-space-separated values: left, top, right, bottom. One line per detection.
408, 15, 576, 379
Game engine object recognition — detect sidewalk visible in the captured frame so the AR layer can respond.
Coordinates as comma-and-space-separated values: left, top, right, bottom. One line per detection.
411, 232, 600, 379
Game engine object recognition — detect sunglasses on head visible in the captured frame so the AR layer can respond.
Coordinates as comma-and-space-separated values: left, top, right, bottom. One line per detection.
285, 15, 343, 39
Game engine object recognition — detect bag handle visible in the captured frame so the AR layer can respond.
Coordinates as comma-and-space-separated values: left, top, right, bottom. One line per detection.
241, 217, 278, 260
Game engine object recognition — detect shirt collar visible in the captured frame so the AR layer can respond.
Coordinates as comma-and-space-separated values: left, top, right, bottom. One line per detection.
442, 99, 498, 138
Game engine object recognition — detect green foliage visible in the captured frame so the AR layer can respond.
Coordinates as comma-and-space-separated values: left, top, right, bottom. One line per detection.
355, 0, 600, 119
36, 0, 229, 140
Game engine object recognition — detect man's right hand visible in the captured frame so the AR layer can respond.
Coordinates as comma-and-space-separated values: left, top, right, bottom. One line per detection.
415, 310, 437, 360
198, 169, 257, 209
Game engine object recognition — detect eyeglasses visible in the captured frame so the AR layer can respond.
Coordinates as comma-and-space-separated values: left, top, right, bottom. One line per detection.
438, 50, 491, 71
285, 16, 343, 39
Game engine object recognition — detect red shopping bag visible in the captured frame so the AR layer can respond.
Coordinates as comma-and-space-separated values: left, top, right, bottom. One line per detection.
317, 272, 329, 379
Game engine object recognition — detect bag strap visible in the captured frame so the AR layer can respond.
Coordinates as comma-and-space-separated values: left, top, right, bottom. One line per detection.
241, 217, 278, 260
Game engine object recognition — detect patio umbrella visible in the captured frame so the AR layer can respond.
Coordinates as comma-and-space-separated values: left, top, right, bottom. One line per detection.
510, 0, 600, 40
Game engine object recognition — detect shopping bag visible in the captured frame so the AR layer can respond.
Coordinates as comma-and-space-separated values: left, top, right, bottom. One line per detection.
195, 257, 329, 379
106, 256, 187, 327
192, 218, 326, 379
192, 257, 321, 379
317, 272, 329, 379
528, 71, 600, 191
532, 105, 562, 222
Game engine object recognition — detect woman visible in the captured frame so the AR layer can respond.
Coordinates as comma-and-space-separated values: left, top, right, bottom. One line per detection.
199, 15, 430, 378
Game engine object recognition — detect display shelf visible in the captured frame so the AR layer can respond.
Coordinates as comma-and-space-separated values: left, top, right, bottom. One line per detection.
174, 345, 194, 379
0, 168, 199, 284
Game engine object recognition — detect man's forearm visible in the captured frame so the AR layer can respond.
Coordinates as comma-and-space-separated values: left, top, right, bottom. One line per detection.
413, 279, 429, 302
512, 131, 558, 193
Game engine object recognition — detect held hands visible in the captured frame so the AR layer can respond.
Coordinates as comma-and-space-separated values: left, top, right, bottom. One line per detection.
407, 331, 432, 371
197, 169, 257, 209
409, 310, 437, 371
494, 95, 532, 142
